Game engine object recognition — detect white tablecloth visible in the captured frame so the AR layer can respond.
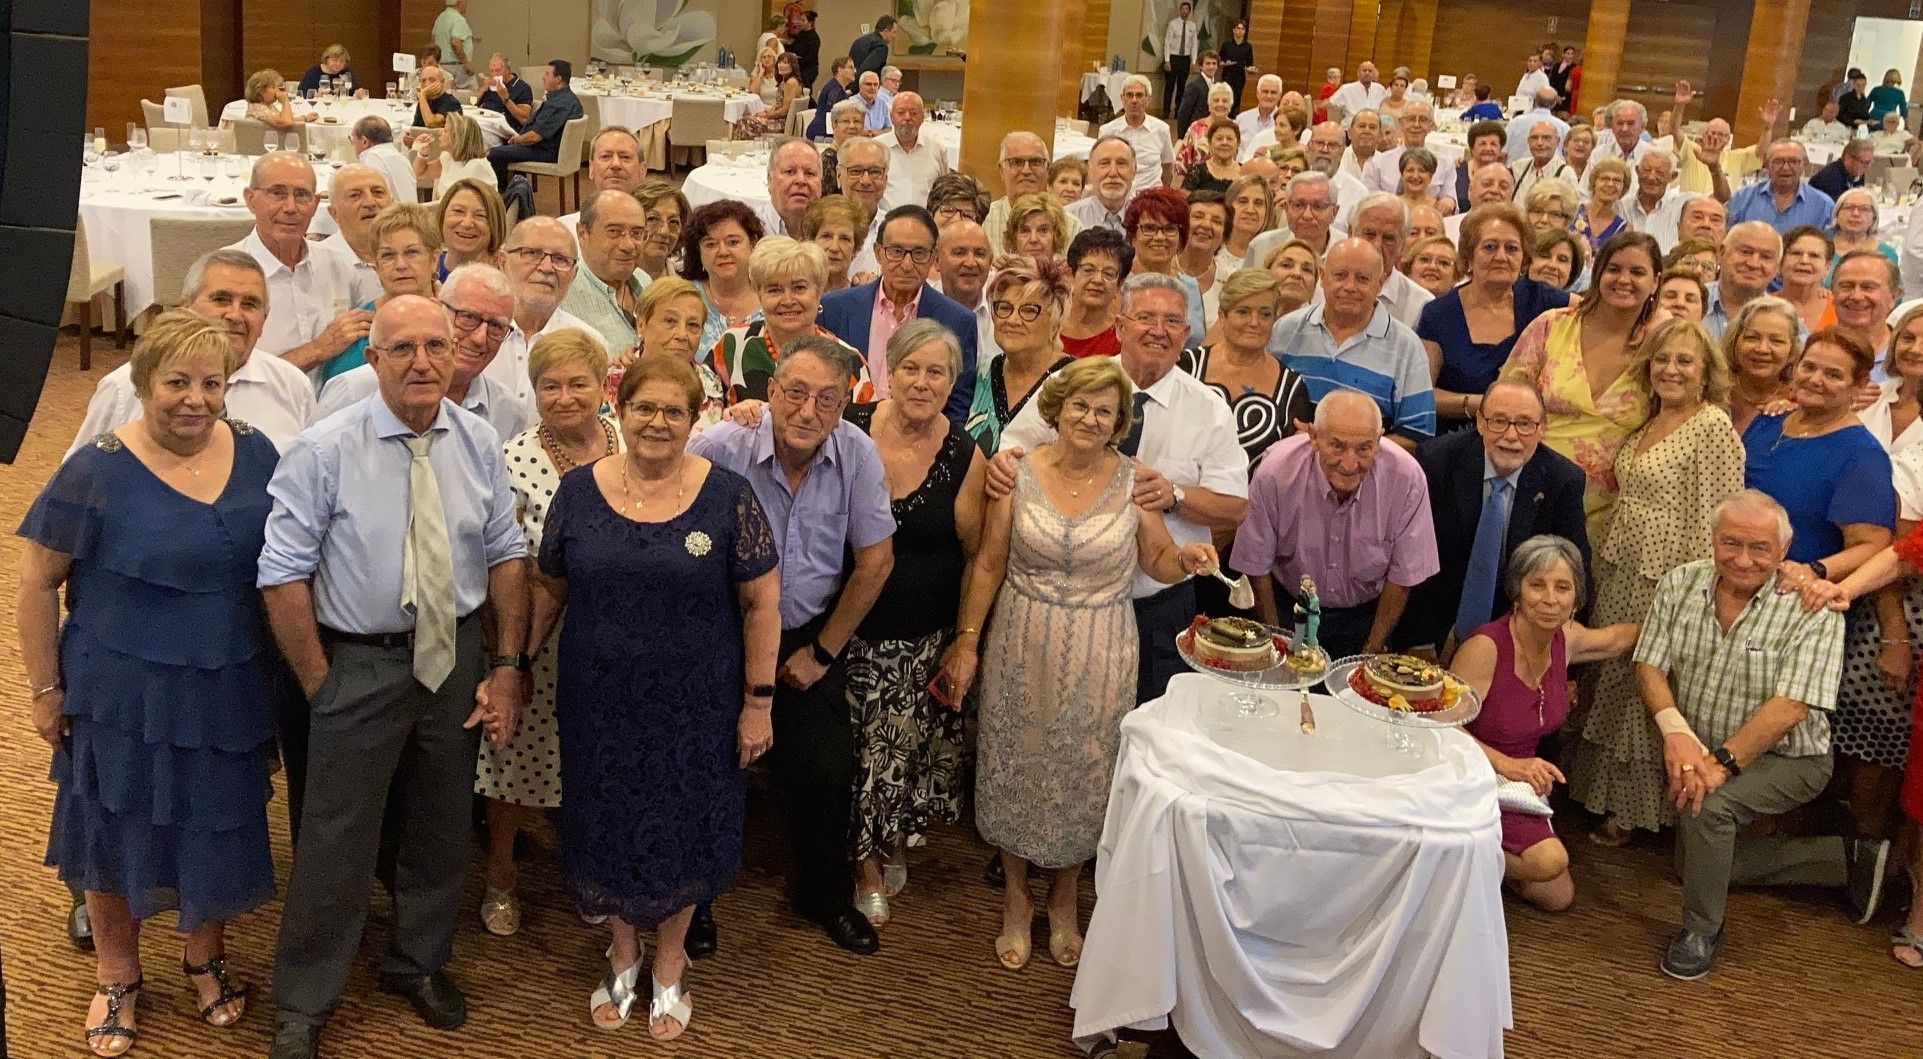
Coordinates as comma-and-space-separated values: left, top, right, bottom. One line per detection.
1054, 130, 1094, 161
1081, 71, 1131, 105
682, 152, 773, 210
218, 97, 512, 148
79, 156, 338, 312
573, 83, 765, 128
1424, 130, 1467, 166
1070, 675, 1512, 1059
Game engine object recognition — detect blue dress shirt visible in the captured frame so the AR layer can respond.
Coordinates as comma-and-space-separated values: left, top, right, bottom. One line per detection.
314, 363, 532, 446
1725, 180, 1835, 235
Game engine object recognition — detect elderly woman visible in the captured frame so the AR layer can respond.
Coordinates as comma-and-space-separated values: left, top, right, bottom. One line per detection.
1004, 192, 1069, 261
1454, 536, 1639, 909
1862, 304, 1923, 453
19, 310, 278, 1052
1380, 70, 1414, 124
475, 329, 623, 938
629, 179, 690, 283
319, 202, 441, 382
298, 44, 355, 96
1182, 118, 1243, 195
1831, 188, 1901, 272
1568, 318, 1745, 845
1422, 203, 1573, 423
435, 178, 507, 282
1049, 158, 1087, 204
1265, 237, 1322, 314
709, 236, 869, 404
680, 199, 765, 359
1523, 178, 1580, 237
242, 68, 315, 130
1398, 148, 1446, 215
928, 172, 990, 226
1502, 231, 1662, 540
1125, 187, 1208, 340
1656, 269, 1708, 323
1722, 296, 1804, 435
1529, 228, 1586, 292
1665, 238, 1720, 283
1177, 82, 1239, 179
952, 357, 1219, 970
819, 98, 869, 196
1177, 191, 1230, 325
1575, 157, 1630, 253
842, 320, 989, 925
735, 52, 807, 140
1401, 235, 1458, 298
801, 195, 866, 293
1562, 124, 1596, 188
412, 112, 494, 198
1270, 144, 1310, 185
968, 256, 1077, 450
1059, 228, 1132, 359
1779, 226, 1838, 332
604, 277, 727, 431
530, 353, 780, 1037
1180, 268, 1312, 464
1221, 174, 1273, 269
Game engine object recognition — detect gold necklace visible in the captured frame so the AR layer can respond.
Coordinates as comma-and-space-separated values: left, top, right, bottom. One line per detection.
620, 455, 686, 514
1058, 457, 1100, 497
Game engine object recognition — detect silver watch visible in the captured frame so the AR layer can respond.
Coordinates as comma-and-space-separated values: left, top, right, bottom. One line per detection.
1169, 484, 1186, 514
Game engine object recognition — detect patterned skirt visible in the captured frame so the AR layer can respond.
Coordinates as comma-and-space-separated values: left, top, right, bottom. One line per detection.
845, 631, 965, 862
475, 626, 562, 808
1835, 589, 1923, 770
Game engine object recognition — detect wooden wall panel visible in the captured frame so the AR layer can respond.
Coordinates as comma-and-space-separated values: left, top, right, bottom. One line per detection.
1248, 0, 1288, 93
87, 0, 242, 140
1425, 0, 1584, 99
1578, 0, 1629, 112
1735, 0, 1812, 142
1059, 0, 1111, 117
1270, 0, 1317, 92
1345, 0, 1378, 80
240, 0, 382, 92
1615, 0, 1713, 124
1307, 0, 1355, 92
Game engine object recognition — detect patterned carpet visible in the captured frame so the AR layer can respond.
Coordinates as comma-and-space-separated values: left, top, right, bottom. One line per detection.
0, 336, 1917, 1059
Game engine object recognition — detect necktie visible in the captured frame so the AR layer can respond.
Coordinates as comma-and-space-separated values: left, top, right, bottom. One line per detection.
402, 434, 458, 691
1455, 477, 1510, 642
1119, 391, 1152, 457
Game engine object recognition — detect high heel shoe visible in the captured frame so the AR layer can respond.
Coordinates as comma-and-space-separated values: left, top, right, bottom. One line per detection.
1047, 905, 1083, 967
994, 902, 1033, 970
85, 978, 142, 1057
182, 954, 248, 1027
480, 886, 521, 936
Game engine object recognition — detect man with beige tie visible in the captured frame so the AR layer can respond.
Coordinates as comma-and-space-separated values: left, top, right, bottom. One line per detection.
258, 294, 529, 1059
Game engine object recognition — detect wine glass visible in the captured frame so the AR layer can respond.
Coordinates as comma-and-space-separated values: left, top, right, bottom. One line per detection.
223, 155, 243, 182
82, 133, 101, 167
310, 133, 328, 166
283, 130, 301, 156
201, 153, 219, 196
129, 126, 148, 153
386, 80, 399, 99
262, 131, 279, 154
138, 149, 158, 178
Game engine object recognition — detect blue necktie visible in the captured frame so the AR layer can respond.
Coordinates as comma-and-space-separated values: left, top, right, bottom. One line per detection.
1455, 477, 1510, 641
1120, 391, 1151, 457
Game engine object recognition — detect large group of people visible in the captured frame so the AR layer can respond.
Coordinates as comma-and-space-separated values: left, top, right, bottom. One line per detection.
25, 20, 1923, 1059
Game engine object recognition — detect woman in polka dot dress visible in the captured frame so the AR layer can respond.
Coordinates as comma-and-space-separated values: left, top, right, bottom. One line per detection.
476, 331, 623, 936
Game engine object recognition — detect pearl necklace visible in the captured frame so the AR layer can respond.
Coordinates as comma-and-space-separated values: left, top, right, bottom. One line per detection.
540, 419, 617, 473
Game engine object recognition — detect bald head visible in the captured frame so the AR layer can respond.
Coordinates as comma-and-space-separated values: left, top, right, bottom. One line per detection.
999, 130, 1050, 197
936, 220, 991, 306
891, 91, 925, 140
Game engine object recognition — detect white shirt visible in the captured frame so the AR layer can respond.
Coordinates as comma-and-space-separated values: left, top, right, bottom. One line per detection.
1164, 18, 1197, 60
1000, 359, 1248, 599
1308, 267, 1433, 330
65, 350, 316, 460
1802, 118, 1851, 142
1621, 187, 1689, 252
358, 142, 418, 204
433, 155, 496, 200
1509, 154, 1574, 199
1328, 81, 1387, 124
753, 200, 791, 237
1876, 130, 1916, 154
878, 130, 950, 213
1235, 108, 1277, 162
1903, 207, 1923, 295
1064, 194, 1126, 236
1099, 115, 1176, 196
1862, 378, 1923, 455
483, 307, 595, 408
226, 228, 357, 360
1504, 109, 1568, 161
320, 231, 381, 307
1329, 168, 1370, 226
1515, 70, 1551, 102
315, 362, 532, 443
846, 210, 888, 278
1586, 135, 1660, 192
1339, 146, 1374, 182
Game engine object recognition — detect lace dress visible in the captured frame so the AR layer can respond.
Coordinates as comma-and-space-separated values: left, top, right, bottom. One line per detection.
539, 463, 779, 926
976, 455, 1140, 867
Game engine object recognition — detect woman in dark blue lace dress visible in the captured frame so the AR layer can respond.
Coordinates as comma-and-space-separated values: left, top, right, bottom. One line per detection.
16, 311, 280, 1055
530, 354, 781, 1040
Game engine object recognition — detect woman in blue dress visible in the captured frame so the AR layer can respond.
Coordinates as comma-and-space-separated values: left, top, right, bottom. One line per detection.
1419, 203, 1571, 426
529, 353, 780, 1039
17, 310, 282, 1055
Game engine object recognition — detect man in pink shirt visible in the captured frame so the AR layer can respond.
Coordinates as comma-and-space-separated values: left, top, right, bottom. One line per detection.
1230, 389, 1440, 658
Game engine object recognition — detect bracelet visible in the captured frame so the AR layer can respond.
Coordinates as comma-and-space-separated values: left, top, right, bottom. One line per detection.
30, 681, 61, 700
956, 627, 980, 637
1881, 638, 1912, 646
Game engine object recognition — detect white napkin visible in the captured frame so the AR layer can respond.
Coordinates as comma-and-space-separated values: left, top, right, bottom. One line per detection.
1495, 779, 1552, 818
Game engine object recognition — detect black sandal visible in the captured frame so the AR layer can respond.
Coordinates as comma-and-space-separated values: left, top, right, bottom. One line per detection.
182, 955, 249, 1027
85, 978, 142, 1056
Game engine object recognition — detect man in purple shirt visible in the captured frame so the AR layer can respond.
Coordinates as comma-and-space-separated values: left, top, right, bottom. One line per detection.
1230, 390, 1439, 659
687, 336, 896, 957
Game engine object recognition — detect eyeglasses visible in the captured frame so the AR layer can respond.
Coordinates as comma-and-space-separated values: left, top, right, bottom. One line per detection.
442, 302, 510, 339
372, 337, 456, 360
1288, 200, 1336, 214
599, 224, 652, 243
504, 246, 578, 270
1001, 156, 1048, 170
252, 184, 317, 204
1128, 312, 1188, 331
625, 400, 692, 425
1136, 223, 1181, 239
843, 165, 888, 181
933, 203, 979, 223
880, 244, 934, 265
1527, 208, 1571, 225
1064, 397, 1117, 422
774, 382, 848, 413
992, 300, 1045, 321
1075, 264, 1121, 282
1481, 414, 1543, 436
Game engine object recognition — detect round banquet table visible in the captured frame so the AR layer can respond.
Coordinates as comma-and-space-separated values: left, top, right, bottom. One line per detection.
1081, 71, 1131, 105
80, 154, 338, 313
1069, 673, 1512, 1059
217, 97, 513, 150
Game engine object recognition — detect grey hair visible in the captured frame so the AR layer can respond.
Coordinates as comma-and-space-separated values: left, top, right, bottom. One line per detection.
506, 215, 580, 257
1483, 377, 1546, 416
1258, 74, 1283, 92
764, 136, 817, 179
1609, 98, 1649, 125
1711, 488, 1793, 549
831, 97, 869, 123
1503, 534, 1588, 608
885, 317, 963, 378
1284, 170, 1332, 199
249, 150, 315, 188
578, 188, 639, 233
775, 334, 860, 384
880, 65, 901, 80
999, 129, 1047, 158
352, 116, 392, 144
1766, 137, 1809, 165
180, 248, 267, 305
1209, 82, 1234, 103
441, 262, 515, 304
1311, 389, 1383, 433
1119, 271, 1187, 316
367, 295, 452, 349
1533, 86, 1559, 108
1350, 192, 1410, 234
1122, 73, 1152, 95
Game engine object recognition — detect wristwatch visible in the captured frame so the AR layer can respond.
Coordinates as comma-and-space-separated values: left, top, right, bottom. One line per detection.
1808, 558, 1829, 582
1711, 746, 1742, 777
1169, 484, 1186, 514
487, 652, 532, 673
747, 682, 776, 699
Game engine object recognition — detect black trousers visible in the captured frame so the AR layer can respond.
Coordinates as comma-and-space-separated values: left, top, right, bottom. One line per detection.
1163, 56, 1192, 118
769, 618, 857, 918
1134, 581, 1196, 705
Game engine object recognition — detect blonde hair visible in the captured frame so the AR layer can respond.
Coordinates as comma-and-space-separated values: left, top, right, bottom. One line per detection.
1589, 156, 1632, 195
437, 179, 509, 254
441, 113, 486, 163
801, 195, 866, 240
1524, 177, 1580, 218
365, 202, 442, 260
1217, 267, 1283, 314
130, 308, 240, 397
1638, 316, 1731, 408
528, 328, 611, 389
747, 235, 827, 290
1036, 357, 1136, 447
244, 69, 284, 104
639, 276, 703, 328
1004, 192, 1069, 259
1718, 295, 1803, 382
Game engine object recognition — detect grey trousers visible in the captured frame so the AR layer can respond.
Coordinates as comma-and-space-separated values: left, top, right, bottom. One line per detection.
1677, 751, 1843, 936
272, 622, 484, 1025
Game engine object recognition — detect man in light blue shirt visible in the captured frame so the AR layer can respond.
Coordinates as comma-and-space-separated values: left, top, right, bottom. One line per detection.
261, 295, 527, 1059
856, 71, 891, 132
1726, 140, 1835, 235
1270, 237, 1436, 441
1701, 222, 1785, 343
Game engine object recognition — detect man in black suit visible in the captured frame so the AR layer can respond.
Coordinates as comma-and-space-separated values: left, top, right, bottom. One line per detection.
1175, 51, 1220, 132
1400, 379, 1590, 655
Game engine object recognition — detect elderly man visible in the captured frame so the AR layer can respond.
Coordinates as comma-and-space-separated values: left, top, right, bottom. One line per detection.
1833, 252, 1901, 380
1510, 121, 1574, 199
1231, 390, 1438, 659
689, 337, 895, 955
819, 205, 978, 419
879, 65, 902, 107
851, 14, 898, 76
839, 138, 893, 274
1329, 60, 1387, 125
1679, 194, 1727, 246
1590, 98, 1655, 174
1362, 102, 1456, 203
1065, 135, 1135, 235
226, 152, 362, 370
1516, 53, 1551, 101
1236, 74, 1285, 161
1339, 194, 1432, 327
558, 126, 646, 228
1305, 121, 1370, 215
1801, 100, 1851, 142
431, 0, 475, 87
1444, 163, 1516, 242
1403, 379, 1589, 651
314, 265, 533, 444
1726, 140, 1835, 235
478, 54, 534, 131
1636, 490, 1886, 981
935, 219, 991, 317
411, 65, 462, 131
1099, 75, 1177, 196
558, 189, 649, 356
262, 294, 527, 1059
486, 60, 583, 188
986, 130, 1083, 253
854, 72, 889, 132
1162, 0, 1199, 118
1272, 237, 1435, 442
1409, 203, 1445, 244
807, 57, 859, 140
1243, 171, 1340, 267
1703, 222, 1783, 340
1669, 84, 1773, 198
1622, 151, 1688, 251
879, 92, 948, 213
1454, 121, 1508, 208
994, 272, 1248, 701
348, 118, 416, 203
1506, 87, 1568, 161
1810, 138, 1875, 203
1174, 50, 1220, 132
299, 44, 356, 96
483, 217, 591, 408
1341, 109, 1386, 180
320, 164, 391, 306
757, 136, 824, 238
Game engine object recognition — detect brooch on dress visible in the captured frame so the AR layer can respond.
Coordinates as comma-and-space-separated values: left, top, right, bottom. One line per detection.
685, 530, 713, 557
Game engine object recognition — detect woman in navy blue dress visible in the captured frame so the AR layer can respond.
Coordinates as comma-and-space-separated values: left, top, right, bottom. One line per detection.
17, 311, 281, 1055
530, 354, 780, 1039
1419, 203, 1570, 426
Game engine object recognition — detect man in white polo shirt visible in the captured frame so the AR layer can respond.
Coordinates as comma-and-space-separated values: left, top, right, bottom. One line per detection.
879, 92, 949, 213
225, 151, 364, 372
1099, 75, 1176, 195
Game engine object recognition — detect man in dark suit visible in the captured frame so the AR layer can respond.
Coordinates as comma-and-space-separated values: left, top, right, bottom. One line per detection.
817, 204, 978, 423
788, 10, 822, 89
1400, 379, 1590, 654
850, 14, 898, 78
1174, 51, 1220, 133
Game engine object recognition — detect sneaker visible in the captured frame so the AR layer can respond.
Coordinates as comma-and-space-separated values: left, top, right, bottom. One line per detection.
1846, 837, 1892, 926
1660, 928, 1723, 980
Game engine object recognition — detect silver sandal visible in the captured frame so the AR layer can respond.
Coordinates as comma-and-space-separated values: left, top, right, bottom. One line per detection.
590, 947, 642, 1030
648, 977, 692, 1040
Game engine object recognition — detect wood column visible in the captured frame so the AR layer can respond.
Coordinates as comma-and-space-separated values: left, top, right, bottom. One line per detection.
1578, 0, 1630, 114
1308, 0, 1357, 90
1734, 0, 1813, 144
1248, 0, 1287, 90
962, 0, 1072, 185
1345, 0, 1379, 80
1056, 0, 1109, 119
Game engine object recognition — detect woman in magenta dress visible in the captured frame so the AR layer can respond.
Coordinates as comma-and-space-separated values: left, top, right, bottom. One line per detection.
1450, 535, 1639, 912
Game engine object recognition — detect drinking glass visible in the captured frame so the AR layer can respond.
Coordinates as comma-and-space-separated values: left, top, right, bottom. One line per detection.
201, 153, 219, 194
82, 133, 101, 167
283, 131, 301, 155
129, 126, 147, 152
223, 155, 243, 181
386, 81, 399, 99
262, 131, 279, 153
138, 150, 158, 176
